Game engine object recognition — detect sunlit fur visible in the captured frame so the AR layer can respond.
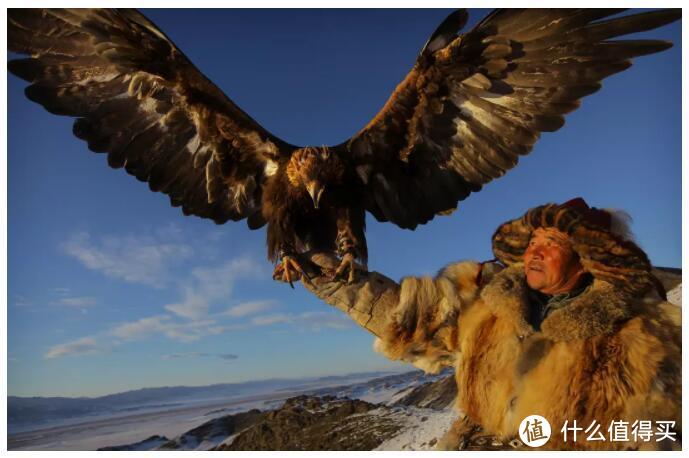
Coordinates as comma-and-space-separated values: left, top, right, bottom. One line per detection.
372, 261, 681, 450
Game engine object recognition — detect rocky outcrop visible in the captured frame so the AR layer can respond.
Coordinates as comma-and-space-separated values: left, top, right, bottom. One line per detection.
158, 409, 265, 451
215, 395, 402, 451
83, 370, 457, 452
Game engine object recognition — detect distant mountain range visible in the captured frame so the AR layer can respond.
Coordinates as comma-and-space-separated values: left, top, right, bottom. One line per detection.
8, 370, 402, 432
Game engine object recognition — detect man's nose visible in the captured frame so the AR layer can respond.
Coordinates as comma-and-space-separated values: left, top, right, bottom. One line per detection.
530, 246, 545, 260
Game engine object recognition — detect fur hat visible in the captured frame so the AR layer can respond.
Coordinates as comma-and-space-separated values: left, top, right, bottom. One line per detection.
491, 198, 654, 296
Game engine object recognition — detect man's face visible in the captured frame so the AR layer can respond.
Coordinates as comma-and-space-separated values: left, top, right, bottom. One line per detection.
523, 228, 584, 295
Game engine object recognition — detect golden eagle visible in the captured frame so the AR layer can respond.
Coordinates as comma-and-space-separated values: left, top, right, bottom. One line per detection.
8, 9, 680, 286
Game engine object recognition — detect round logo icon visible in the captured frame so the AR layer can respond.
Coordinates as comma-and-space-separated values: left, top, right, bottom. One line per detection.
519, 414, 551, 447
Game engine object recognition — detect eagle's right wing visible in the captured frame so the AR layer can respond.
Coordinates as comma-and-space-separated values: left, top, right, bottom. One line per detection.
341, 9, 680, 230
8, 9, 296, 226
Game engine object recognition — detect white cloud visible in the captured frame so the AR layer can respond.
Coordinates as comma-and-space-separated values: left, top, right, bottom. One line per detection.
53, 296, 98, 308
162, 319, 220, 343
109, 315, 171, 341
61, 232, 193, 288
205, 323, 248, 334
44, 337, 100, 359
299, 311, 351, 331
109, 315, 229, 343
165, 291, 208, 320
249, 311, 351, 331
250, 313, 293, 326
223, 300, 277, 318
164, 257, 262, 319
51, 309, 347, 360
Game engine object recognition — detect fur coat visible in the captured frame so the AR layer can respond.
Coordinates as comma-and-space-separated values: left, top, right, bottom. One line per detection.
374, 261, 681, 451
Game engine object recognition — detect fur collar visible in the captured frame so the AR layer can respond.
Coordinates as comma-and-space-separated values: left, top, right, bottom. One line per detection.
480, 264, 635, 342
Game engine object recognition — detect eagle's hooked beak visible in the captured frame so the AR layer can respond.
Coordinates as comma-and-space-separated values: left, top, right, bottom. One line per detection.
307, 182, 325, 209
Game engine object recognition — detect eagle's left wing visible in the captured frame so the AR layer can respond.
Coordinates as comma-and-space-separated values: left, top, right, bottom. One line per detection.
340, 9, 680, 230
8, 9, 297, 226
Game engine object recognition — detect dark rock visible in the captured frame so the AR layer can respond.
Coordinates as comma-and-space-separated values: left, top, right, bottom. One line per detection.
159, 408, 264, 450
215, 395, 402, 451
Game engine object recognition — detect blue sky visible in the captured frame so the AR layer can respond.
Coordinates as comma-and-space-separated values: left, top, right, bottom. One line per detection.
7, 9, 681, 397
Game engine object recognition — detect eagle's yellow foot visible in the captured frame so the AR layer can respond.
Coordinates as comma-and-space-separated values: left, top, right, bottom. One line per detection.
273, 255, 311, 288
333, 252, 359, 284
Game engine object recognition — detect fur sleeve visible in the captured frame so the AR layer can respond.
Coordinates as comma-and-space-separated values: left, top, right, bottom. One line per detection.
374, 261, 498, 373
301, 251, 501, 373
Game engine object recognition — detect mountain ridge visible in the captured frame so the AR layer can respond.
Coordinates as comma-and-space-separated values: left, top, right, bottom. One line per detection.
8, 369, 407, 432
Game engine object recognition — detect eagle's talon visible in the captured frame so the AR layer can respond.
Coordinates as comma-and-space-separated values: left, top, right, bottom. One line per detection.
274, 255, 309, 288
333, 252, 358, 284
289, 256, 314, 287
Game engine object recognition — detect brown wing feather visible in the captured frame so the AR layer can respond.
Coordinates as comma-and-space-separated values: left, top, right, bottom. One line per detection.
343, 8, 680, 229
8, 8, 296, 225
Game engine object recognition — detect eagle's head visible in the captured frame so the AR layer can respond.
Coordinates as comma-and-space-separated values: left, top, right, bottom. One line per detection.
286, 147, 344, 209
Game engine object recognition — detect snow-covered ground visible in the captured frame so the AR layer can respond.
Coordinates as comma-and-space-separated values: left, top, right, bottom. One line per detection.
667, 284, 681, 306
328, 370, 448, 406
374, 406, 458, 450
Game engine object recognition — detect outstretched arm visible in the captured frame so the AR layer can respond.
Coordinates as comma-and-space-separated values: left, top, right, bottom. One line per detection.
300, 251, 400, 338
300, 251, 500, 373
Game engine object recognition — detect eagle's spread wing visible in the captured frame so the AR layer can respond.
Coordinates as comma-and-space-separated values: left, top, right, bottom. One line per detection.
8, 9, 294, 226
343, 9, 680, 229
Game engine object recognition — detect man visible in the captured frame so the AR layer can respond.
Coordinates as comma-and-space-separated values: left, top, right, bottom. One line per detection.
296, 198, 681, 450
